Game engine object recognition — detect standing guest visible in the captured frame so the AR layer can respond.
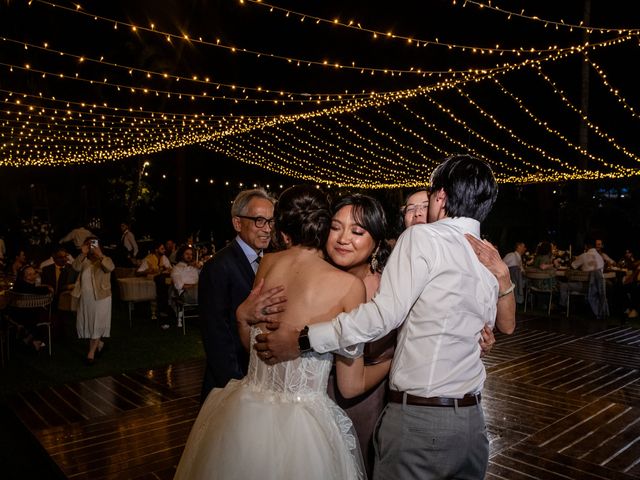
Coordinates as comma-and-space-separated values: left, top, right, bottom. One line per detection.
325, 194, 394, 477
120, 222, 139, 265
198, 188, 275, 401
401, 188, 429, 228
39, 249, 74, 269
503, 242, 527, 304
255, 154, 516, 479
175, 185, 384, 480
40, 247, 76, 285
171, 245, 202, 327
137, 241, 172, 327
40, 247, 78, 337
59, 224, 93, 252
71, 237, 114, 365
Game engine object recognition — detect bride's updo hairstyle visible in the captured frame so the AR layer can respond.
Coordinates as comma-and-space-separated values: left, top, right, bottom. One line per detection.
276, 185, 332, 249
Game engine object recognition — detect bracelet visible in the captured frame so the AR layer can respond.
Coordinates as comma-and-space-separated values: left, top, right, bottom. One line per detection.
498, 281, 516, 298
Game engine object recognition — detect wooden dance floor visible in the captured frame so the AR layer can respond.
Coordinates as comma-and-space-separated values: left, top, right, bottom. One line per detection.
7, 314, 640, 479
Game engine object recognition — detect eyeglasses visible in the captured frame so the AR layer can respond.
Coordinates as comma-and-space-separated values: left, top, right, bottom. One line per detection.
404, 203, 429, 216
237, 215, 275, 228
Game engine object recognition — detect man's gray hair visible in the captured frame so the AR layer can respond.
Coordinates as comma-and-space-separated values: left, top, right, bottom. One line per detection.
231, 188, 275, 217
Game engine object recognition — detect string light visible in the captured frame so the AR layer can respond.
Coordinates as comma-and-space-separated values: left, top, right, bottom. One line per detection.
2, 2, 639, 185
535, 65, 640, 164
0, 36, 381, 103
29, 0, 624, 80
242, 0, 606, 57
585, 53, 640, 120
491, 78, 631, 174
458, 0, 640, 35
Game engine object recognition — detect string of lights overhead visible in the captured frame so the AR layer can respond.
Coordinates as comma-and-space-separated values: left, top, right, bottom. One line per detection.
1, 0, 639, 187
457, 0, 640, 35
240, 0, 616, 56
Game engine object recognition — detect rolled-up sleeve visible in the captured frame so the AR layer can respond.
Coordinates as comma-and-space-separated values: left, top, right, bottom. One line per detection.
309, 227, 431, 355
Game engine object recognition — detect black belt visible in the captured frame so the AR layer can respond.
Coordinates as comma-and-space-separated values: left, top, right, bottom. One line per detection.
388, 390, 481, 407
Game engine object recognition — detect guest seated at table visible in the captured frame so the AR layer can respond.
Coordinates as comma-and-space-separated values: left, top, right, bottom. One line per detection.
137, 241, 172, 326
528, 241, 556, 291
10, 265, 52, 352
620, 250, 640, 319
558, 240, 604, 312
170, 245, 202, 327
595, 239, 615, 268
165, 239, 178, 265
0, 234, 6, 269
618, 249, 636, 270
8, 249, 28, 276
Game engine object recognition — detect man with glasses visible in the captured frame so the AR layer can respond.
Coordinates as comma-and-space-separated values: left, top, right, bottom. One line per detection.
199, 188, 275, 401
402, 188, 430, 228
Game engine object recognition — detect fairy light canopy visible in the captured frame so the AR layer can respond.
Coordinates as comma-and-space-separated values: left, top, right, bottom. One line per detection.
1, 0, 639, 186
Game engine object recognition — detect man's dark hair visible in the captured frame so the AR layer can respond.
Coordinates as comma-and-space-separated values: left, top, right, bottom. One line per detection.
176, 244, 193, 262
429, 154, 498, 222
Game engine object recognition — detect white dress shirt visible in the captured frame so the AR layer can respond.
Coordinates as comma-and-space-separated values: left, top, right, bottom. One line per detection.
121, 230, 139, 257
502, 251, 522, 270
236, 236, 262, 273
309, 217, 498, 398
571, 248, 605, 272
59, 227, 93, 250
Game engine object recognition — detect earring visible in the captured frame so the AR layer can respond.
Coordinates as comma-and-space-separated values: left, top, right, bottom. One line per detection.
369, 243, 381, 273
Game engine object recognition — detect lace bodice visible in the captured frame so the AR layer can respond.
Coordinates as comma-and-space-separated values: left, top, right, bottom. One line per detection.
244, 327, 333, 399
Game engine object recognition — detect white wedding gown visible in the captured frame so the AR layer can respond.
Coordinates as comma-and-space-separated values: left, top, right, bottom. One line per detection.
174, 328, 365, 480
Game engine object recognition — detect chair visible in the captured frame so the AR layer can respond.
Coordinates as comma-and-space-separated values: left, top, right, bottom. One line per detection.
117, 277, 156, 327
508, 266, 525, 304
5, 291, 53, 356
173, 286, 198, 335
524, 269, 556, 315
565, 270, 590, 318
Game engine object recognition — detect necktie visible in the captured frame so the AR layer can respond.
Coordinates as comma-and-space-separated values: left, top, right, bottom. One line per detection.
55, 265, 62, 291
253, 254, 261, 273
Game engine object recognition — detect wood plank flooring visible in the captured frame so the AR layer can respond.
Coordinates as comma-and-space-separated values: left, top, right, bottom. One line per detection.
8, 315, 640, 479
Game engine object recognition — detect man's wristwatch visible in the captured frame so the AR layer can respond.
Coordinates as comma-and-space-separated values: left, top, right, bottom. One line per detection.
298, 325, 313, 353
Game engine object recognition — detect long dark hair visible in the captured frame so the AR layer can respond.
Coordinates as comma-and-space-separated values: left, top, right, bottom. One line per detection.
332, 193, 391, 273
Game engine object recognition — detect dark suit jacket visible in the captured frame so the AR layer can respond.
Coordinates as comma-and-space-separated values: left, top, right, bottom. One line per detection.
41, 263, 78, 300
199, 238, 255, 401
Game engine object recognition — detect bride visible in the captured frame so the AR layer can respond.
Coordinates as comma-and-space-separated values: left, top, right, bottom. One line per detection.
174, 185, 391, 480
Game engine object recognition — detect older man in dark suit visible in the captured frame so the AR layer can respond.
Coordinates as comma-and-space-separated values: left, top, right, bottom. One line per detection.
199, 188, 275, 401
40, 247, 78, 338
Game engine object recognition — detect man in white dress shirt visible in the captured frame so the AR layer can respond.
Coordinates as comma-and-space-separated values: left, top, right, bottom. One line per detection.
503, 241, 526, 304
255, 155, 516, 479
559, 241, 605, 309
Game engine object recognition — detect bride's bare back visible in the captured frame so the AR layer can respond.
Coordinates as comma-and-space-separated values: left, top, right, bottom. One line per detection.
256, 246, 365, 330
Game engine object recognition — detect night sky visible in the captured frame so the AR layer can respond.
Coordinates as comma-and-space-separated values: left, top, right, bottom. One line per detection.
1, 0, 639, 254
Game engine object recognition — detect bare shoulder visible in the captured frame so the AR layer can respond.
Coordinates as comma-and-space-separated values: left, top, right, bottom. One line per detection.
317, 265, 366, 306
